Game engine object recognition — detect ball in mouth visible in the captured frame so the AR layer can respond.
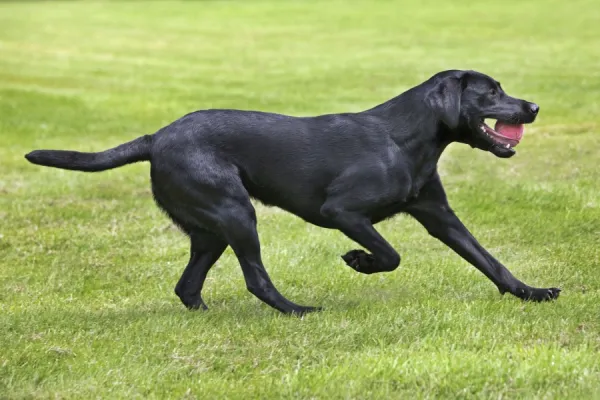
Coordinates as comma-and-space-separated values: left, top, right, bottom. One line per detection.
479, 120, 524, 149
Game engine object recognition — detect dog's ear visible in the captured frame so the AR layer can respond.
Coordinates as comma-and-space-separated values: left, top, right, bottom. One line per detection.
425, 77, 462, 129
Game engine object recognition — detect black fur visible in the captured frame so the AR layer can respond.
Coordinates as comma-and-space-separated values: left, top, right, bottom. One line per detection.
25, 70, 560, 314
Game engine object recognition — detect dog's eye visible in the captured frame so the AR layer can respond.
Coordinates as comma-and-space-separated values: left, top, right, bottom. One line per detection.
489, 88, 498, 96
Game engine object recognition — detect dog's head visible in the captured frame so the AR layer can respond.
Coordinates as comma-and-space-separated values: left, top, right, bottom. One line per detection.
425, 70, 539, 158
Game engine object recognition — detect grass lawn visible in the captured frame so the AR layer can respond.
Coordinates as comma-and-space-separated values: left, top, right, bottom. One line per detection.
1, 0, 599, 398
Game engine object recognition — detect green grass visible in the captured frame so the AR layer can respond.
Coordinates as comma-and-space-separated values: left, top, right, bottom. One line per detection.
1, 0, 599, 398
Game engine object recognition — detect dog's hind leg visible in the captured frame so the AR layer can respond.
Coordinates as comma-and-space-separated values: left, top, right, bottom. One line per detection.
218, 196, 320, 315
175, 231, 227, 310
152, 159, 319, 315
152, 195, 228, 310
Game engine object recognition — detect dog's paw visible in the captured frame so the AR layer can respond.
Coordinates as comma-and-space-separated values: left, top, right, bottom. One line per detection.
341, 249, 376, 273
177, 293, 209, 311
289, 305, 323, 316
513, 286, 561, 302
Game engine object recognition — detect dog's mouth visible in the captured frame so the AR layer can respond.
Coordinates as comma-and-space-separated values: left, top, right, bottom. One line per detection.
479, 119, 524, 149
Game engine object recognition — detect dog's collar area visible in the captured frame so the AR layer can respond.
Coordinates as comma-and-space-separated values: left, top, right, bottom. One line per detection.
478, 119, 524, 149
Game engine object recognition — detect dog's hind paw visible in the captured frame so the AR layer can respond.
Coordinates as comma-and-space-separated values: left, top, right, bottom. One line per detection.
290, 305, 323, 316
178, 294, 209, 311
341, 249, 376, 274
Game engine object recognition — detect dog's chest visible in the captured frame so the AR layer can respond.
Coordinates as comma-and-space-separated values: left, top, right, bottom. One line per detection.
392, 155, 437, 198
368, 163, 436, 223
409, 167, 437, 198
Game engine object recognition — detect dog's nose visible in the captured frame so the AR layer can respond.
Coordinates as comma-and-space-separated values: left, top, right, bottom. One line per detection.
528, 103, 539, 115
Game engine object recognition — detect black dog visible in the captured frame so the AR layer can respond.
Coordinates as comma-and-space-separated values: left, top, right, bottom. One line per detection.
25, 70, 560, 314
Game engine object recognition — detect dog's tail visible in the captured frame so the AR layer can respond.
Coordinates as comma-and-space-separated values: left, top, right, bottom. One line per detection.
25, 135, 153, 172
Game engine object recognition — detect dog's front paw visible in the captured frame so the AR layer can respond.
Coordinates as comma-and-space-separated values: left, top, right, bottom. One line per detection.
512, 286, 561, 302
341, 249, 376, 274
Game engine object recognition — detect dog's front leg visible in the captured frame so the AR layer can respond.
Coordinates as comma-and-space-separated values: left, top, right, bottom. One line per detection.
320, 205, 401, 274
407, 175, 560, 301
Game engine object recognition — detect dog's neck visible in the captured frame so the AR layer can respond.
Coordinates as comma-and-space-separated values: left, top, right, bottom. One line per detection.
364, 88, 453, 166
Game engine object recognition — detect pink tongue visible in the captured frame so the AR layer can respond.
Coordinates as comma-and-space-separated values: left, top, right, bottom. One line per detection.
494, 121, 524, 140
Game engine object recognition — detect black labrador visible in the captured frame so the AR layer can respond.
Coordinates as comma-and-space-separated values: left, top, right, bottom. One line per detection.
25, 69, 560, 314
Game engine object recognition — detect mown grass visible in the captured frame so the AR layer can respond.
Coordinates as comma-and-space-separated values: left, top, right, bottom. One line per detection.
1, 0, 599, 398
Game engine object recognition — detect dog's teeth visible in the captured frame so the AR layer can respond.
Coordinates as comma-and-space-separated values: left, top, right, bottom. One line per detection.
505, 144, 510, 148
